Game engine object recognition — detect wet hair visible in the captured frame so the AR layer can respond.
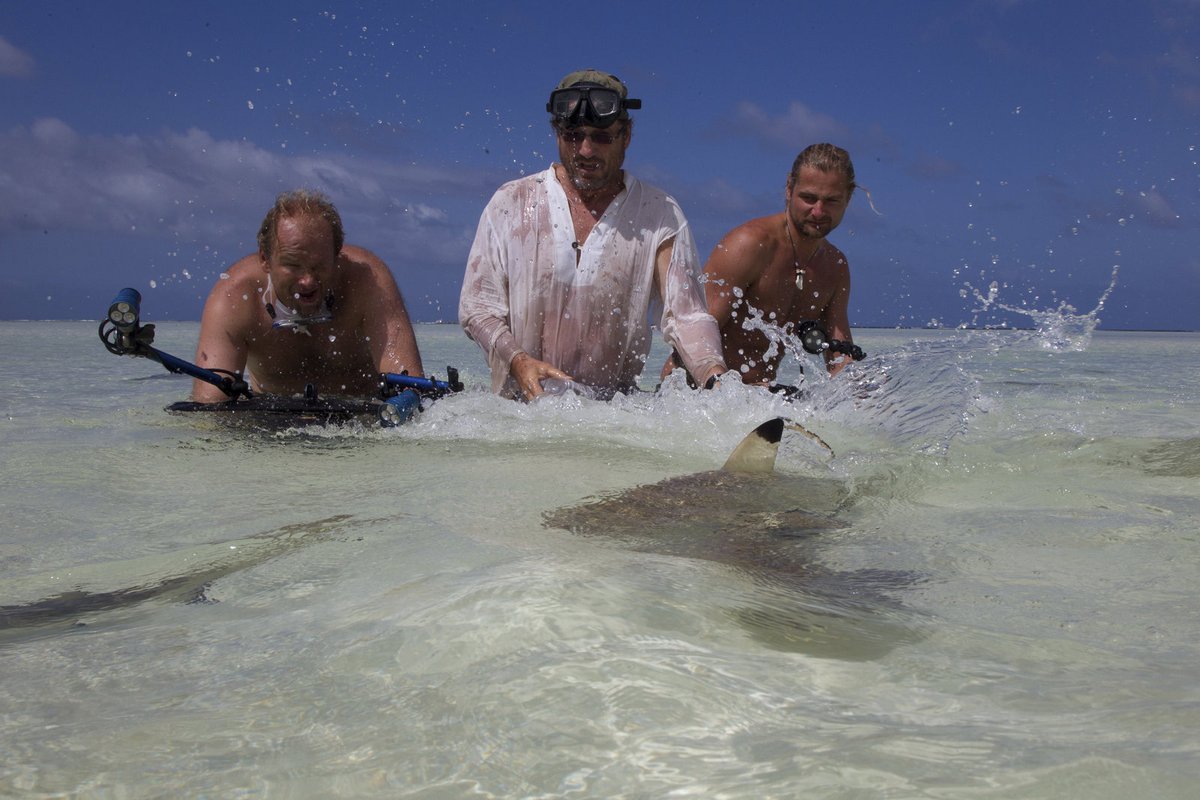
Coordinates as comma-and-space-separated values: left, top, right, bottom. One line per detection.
257, 189, 345, 259
788, 143, 856, 196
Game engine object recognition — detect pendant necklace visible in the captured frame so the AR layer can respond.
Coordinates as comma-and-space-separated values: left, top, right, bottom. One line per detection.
785, 220, 823, 292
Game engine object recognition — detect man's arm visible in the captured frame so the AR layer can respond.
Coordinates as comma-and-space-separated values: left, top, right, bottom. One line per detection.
654, 237, 726, 387
346, 246, 424, 379
192, 265, 256, 403
459, 198, 573, 399
459, 209, 522, 371
659, 224, 764, 382
702, 225, 770, 332
820, 254, 854, 376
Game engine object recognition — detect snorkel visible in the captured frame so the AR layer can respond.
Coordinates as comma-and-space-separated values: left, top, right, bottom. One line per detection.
263, 274, 334, 333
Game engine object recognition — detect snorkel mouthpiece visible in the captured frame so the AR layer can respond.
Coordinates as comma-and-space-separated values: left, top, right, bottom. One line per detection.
263, 275, 334, 333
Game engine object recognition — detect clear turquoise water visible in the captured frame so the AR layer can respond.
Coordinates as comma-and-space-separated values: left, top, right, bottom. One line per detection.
1, 321, 1198, 798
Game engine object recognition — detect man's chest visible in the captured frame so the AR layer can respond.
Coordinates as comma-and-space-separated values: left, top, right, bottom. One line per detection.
752, 260, 836, 321
248, 325, 371, 374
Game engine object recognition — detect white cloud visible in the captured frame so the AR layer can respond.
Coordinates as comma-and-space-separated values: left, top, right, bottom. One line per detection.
0, 118, 492, 265
727, 100, 848, 150
410, 203, 449, 223
1133, 187, 1184, 229
31, 117, 79, 147
0, 35, 34, 77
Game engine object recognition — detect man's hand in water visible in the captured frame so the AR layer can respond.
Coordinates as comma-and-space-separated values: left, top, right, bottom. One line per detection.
510, 352, 574, 401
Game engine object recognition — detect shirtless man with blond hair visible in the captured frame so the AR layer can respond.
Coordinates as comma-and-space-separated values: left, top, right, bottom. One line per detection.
192, 190, 423, 402
669, 143, 860, 388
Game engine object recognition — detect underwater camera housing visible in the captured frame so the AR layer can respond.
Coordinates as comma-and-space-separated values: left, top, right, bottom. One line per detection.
796, 320, 866, 361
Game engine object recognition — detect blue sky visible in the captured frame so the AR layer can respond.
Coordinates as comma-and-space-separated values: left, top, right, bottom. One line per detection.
1, 0, 1196, 330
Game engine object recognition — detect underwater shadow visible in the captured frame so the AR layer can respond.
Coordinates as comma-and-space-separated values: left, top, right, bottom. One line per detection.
543, 419, 926, 659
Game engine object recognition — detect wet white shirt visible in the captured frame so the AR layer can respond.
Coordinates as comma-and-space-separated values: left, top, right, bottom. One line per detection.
459, 166, 725, 397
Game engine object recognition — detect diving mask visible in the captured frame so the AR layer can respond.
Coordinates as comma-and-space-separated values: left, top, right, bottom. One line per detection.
547, 84, 641, 129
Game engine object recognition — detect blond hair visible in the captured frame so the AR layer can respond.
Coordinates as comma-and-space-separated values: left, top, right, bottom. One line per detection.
257, 190, 345, 259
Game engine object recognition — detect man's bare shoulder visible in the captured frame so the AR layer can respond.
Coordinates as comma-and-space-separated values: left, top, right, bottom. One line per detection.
196, 255, 265, 366
817, 241, 851, 273
341, 243, 381, 264
723, 212, 781, 242
334, 244, 407, 319
706, 213, 784, 277
338, 244, 399, 288
205, 255, 265, 303
721, 213, 785, 254
339, 244, 390, 276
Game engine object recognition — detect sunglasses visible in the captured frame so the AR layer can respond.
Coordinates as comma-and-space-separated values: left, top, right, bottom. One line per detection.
557, 126, 626, 146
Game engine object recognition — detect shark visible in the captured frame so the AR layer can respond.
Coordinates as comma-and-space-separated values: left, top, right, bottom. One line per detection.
543, 419, 923, 657
0, 515, 351, 635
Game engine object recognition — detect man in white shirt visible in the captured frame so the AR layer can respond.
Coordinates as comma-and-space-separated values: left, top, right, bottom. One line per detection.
459, 69, 726, 400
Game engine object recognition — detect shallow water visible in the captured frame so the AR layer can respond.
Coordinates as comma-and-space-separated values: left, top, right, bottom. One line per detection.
1, 321, 1198, 798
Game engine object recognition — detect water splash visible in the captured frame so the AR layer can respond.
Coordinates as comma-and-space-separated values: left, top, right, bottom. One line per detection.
804, 335, 981, 457
707, 294, 990, 457
964, 265, 1119, 352
727, 289, 830, 380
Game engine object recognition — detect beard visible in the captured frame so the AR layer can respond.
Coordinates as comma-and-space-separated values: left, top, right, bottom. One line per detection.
789, 212, 830, 241
564, 160, 617, 196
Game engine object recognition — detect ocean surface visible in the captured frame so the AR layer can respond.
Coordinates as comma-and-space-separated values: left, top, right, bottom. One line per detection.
1, 319, 1198, 798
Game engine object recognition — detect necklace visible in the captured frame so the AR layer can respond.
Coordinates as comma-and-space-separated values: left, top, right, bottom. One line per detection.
785, 220, 823, 291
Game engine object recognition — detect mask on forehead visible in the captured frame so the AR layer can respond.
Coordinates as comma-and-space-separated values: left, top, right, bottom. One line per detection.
547, 69, 641, 129
547, 83, 641, 129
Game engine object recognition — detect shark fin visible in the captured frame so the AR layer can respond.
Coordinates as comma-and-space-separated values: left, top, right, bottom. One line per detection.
722, 418, 785, 473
